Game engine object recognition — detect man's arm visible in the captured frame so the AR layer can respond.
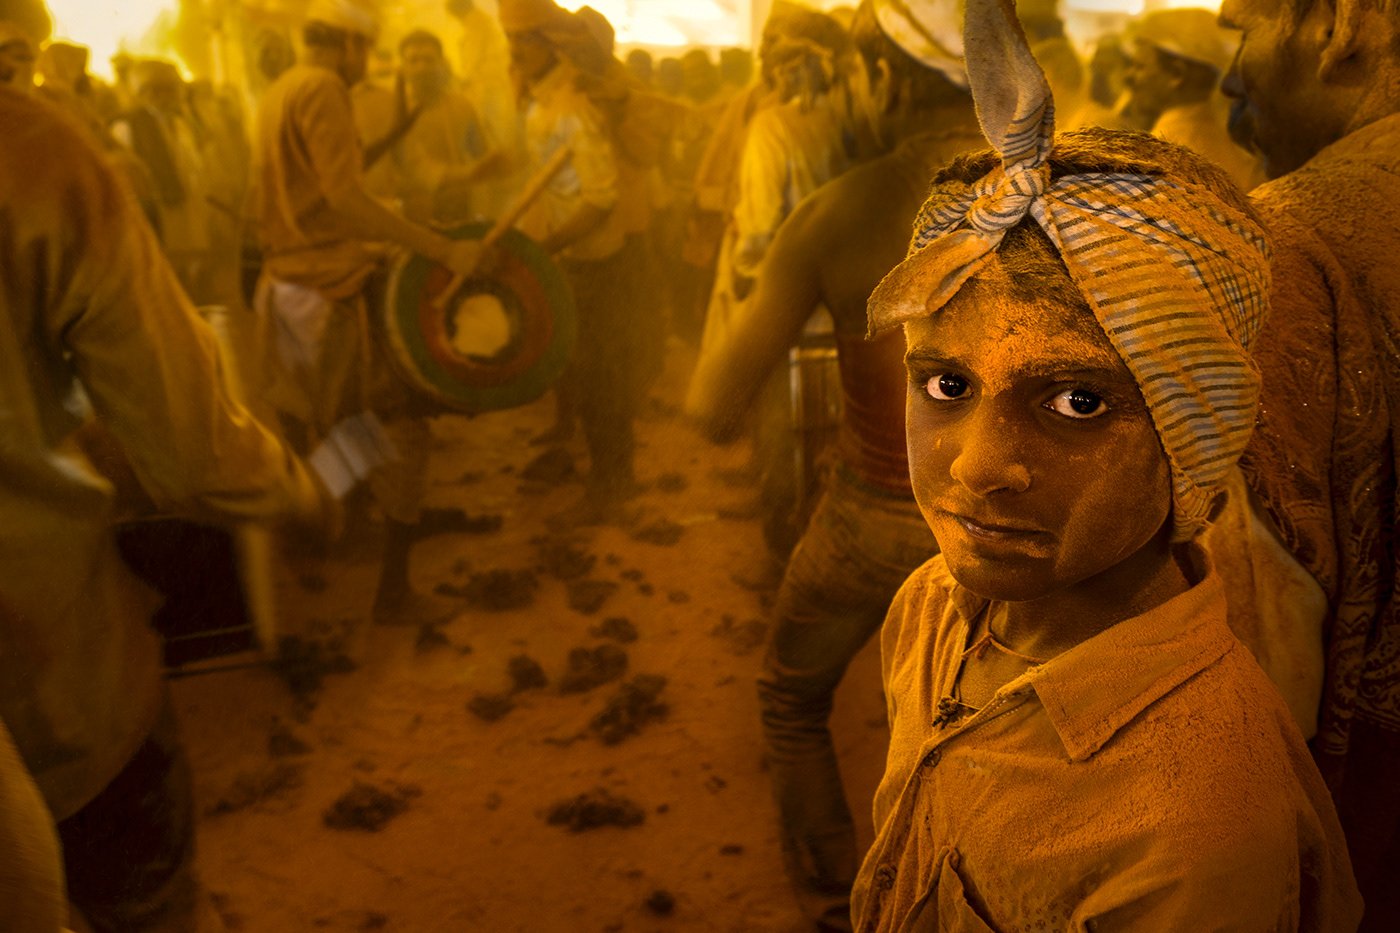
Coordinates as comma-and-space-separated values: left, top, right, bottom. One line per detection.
32, 102, 331, 529
301, 74, 479, 274
684, 191, 827, 442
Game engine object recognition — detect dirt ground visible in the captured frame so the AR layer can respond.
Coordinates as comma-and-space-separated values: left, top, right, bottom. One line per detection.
172, 348, 892, 933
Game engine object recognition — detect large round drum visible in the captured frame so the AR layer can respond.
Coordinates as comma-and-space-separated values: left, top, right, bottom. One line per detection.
380, 222, 576, 413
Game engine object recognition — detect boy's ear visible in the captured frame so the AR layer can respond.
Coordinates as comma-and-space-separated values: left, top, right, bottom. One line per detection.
1318, 0, 1363, 83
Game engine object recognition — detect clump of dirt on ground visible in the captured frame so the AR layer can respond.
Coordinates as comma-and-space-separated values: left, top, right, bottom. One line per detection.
590, 674, 669, 744
521, 446, 576, 485
588, 617, 638, 644
630, 518, 685, 546
507, 654, 548, 692
467, 693, 515, 722
644, 890, 677, 915
710, 615, 769, 656
567, 579, 619, 614
535, 536, 596, 580
207, 762, 304, 816
558, 644, 629, 694
545, 788, 646, 832
439, 569, 539, 610
267, 724, 311, 758
655, 472, 688, 493
270, 635, 358, 713
322, 781, 422, 832
415, 624, 450, 653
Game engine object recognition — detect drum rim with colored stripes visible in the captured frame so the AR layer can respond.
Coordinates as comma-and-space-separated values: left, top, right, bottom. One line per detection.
381, 221, 576, 413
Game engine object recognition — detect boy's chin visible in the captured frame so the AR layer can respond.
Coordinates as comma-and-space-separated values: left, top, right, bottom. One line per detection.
942, 550, 1062, 605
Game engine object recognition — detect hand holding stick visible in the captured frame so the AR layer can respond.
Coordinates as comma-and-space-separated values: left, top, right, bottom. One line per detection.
433, 145, 574, 312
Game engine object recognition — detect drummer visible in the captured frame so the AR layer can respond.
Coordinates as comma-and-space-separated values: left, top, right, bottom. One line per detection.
252, 0, 486, 624
501, 0, 659, 525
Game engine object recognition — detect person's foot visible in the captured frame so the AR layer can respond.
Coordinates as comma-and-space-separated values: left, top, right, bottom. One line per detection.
372, 589, 461, 627
413, 507, 504, 539
529, 421, 575, 446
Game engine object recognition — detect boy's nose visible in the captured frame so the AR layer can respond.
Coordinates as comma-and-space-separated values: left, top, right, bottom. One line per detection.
947, 407, 1033, 498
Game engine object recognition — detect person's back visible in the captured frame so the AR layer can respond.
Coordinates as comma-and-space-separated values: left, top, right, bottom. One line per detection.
1220, 0, 1400, 919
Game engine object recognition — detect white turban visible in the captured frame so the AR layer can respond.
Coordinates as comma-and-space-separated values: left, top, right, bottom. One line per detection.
872, 0, 967, 89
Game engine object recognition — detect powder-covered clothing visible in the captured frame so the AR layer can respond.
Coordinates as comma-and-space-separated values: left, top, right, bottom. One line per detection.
1240, 110, 1400, 921
852, 549, 1361, 932
0, 89, 323, 821
518, 61, 626, 262
254, 64, 381, 298
733, 97, 849, 277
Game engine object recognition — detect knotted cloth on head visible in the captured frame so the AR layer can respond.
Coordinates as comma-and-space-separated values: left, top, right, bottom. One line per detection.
868, 0, 1270, 542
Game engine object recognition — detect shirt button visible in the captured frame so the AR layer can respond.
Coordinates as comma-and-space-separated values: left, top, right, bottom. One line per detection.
921, 748, 941, 770
875, 866, 896, 890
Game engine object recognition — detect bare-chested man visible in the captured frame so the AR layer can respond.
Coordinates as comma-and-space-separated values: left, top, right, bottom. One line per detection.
687, 1, 981, 928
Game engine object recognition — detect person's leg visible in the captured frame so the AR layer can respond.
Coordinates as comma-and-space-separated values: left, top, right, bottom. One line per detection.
758, 472, 937, 931
56, 696, 200, 933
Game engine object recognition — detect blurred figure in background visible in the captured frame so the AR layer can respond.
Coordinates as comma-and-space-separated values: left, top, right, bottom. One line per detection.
626, 47, 653, 87
1123, 7, 1263, 190
446, 0, 517, 211
687, 0, 977, 925
656, 55, 683, 96
1017, 0, 1085, 125
253, 0, 485, 625
1078, 32, 1133, 129
1221, 0, 1400, 922
502, 0, 661, 524
0, 19, 35, 92
111, 60, 213, 303
357, 29, 505, 226
720, 46, 753, 90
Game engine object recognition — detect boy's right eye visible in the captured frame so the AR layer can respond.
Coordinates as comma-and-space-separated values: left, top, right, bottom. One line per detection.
926, 374, 970, 401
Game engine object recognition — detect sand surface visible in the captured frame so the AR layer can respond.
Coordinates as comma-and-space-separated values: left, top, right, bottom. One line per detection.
172, 352, 891, 932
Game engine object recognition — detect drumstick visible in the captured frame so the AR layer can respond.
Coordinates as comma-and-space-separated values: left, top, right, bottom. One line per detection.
433, 145, 574, 312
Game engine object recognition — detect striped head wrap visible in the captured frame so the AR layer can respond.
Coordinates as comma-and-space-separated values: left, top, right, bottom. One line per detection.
867, 0, 1270, 542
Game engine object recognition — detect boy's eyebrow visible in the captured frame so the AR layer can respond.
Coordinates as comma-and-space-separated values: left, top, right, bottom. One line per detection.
905, 349, 1130, 382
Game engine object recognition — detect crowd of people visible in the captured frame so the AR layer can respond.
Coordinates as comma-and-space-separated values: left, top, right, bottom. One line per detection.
1, 0, 1399, 929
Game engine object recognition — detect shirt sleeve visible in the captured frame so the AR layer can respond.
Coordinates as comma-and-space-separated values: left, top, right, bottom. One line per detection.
296, 73, 367, 206
38, 102, 325, 527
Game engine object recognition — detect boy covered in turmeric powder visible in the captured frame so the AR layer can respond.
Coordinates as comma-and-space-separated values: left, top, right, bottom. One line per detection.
851, 0, 1362, 930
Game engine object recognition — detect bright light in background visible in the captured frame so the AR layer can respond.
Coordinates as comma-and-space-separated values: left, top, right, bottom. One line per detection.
46, 0, 183, 81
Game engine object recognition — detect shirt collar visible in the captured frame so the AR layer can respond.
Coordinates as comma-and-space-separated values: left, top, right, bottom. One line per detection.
938, 544, 1237, 762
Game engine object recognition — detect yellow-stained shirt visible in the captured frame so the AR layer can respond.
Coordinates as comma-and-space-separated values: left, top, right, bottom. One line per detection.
254, 65, 381, 298
519, 62, 625, 262
854, 548, 1362, 933
0, 89, 324, 820
733, 96, 848, 277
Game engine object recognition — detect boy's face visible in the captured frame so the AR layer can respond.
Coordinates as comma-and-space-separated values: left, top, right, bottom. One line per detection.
904, 269, 1175, 605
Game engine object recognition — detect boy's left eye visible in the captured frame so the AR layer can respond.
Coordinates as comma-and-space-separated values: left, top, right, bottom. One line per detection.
1046, 388, 1108, 419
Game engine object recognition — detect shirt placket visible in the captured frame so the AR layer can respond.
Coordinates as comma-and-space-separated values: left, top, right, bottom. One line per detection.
860, 687, 1030, 932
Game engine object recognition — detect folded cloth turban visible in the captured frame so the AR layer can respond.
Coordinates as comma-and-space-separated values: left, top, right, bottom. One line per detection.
867, 0, 1271, 542
873, 0, 968, 89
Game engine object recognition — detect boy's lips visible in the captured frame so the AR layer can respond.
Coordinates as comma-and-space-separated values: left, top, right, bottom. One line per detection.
938, 510, 1050, 540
